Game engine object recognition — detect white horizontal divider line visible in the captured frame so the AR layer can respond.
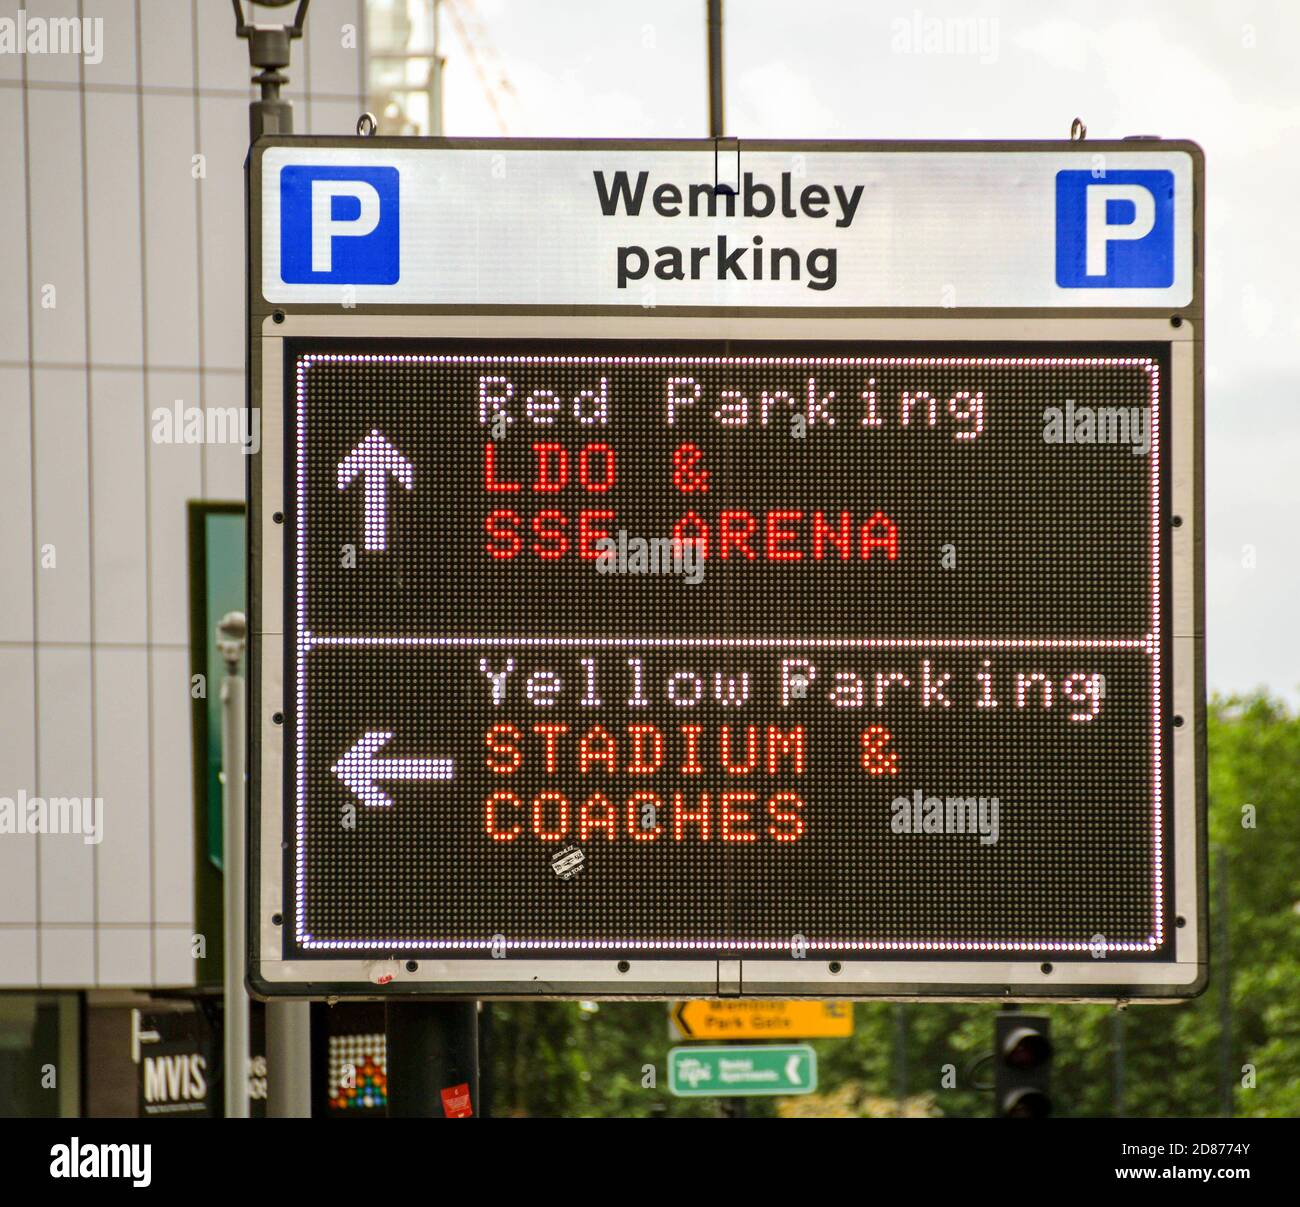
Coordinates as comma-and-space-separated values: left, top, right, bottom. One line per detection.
301, 633, 1156, 651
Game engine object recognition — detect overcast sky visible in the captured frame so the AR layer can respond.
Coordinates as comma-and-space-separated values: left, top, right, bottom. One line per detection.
438, 0, 1300, 703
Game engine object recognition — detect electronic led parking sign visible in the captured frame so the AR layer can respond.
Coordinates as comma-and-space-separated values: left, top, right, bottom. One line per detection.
248, 137, 1206, 1000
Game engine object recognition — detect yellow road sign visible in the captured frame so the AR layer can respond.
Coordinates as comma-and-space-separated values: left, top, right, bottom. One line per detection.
670, 1000, 853, 1041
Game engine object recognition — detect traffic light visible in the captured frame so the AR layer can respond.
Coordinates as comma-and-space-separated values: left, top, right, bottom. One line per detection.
994, 1015, 1052, 1117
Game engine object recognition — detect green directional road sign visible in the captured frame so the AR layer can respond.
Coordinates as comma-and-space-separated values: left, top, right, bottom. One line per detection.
668, 1045, 817, 1097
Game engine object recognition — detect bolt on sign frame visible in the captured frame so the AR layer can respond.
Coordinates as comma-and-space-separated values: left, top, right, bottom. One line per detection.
248, 138, 1205, 1002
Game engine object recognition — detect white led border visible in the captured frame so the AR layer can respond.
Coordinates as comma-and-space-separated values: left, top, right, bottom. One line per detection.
292, 353, 1165, 957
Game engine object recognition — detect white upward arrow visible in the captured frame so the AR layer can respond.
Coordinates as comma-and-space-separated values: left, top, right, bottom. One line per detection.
331, 731, 455, 809
337, 430, 414, 552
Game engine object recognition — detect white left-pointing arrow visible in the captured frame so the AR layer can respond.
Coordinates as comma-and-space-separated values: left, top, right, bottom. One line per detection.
785, 1054, 802, 1085
337, 430, 414, 552
331, 731, 454, 809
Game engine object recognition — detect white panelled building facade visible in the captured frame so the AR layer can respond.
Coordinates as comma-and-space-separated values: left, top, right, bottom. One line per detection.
0, 0, 367, 1115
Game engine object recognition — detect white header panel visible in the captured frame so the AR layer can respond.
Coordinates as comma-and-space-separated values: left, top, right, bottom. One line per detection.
260, 145, 1196, 310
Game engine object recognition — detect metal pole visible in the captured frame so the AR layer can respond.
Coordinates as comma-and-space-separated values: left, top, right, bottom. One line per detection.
1111, 1008, 1126, 1117
430, 0, 445, 136
478, 1001, 492, 1118
218, 612, 249, 1119
1214, 844, 1233, 1116
717, 1037, 747, 1118
386, 1001, 480, 1118
706, 0, 724, 138
267, 1002, 313, 1116
233, 0, 309, 142
718, 1096, 746, 1118
893, 1003, 909, 1106
235, 0, 311, 1116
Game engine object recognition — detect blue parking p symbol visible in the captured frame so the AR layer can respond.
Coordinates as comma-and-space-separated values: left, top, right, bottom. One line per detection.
1055, 170, 1174, 288
280, 165, 400, 285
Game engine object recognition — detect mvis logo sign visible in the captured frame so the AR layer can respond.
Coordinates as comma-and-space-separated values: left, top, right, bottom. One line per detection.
1055, 169, 1175, 289
280, 165, 399, 285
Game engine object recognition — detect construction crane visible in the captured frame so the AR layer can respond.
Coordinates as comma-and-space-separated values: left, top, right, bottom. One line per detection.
443, 0, 517, 135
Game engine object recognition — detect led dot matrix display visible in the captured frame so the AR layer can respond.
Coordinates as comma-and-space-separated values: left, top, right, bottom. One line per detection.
286, 341, 1171, 962
327, 1032, 387, 1113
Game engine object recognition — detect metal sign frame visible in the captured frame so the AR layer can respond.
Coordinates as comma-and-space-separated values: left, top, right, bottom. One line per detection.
247, 137, 1205, 1002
